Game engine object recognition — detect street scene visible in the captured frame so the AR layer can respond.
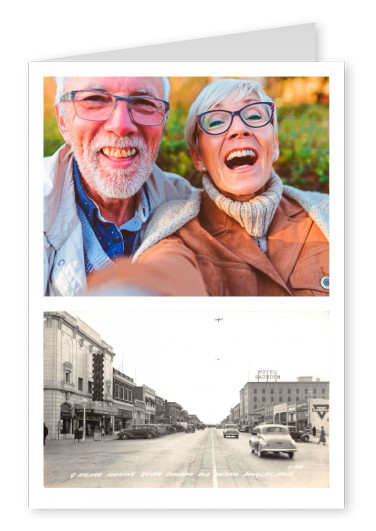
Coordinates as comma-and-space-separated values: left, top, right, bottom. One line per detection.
43, 310, 330, 490
44, 426, 329, 488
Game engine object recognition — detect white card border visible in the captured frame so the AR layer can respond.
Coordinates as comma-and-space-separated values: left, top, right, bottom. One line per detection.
29, 61, 344, 509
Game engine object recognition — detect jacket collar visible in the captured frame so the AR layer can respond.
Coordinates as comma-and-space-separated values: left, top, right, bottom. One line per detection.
199, 192, 313, 292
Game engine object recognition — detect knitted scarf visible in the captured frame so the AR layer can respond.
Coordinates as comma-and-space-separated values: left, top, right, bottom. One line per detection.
202, 170, 283, 253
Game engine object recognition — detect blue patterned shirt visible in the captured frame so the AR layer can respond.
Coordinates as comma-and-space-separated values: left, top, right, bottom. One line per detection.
73, 160, 150, 261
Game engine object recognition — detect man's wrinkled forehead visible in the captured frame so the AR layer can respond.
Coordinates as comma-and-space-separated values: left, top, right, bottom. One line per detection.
63, 76, 164, 98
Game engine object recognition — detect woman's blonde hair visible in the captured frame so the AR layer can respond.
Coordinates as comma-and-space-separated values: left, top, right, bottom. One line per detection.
185, 78, 278, 154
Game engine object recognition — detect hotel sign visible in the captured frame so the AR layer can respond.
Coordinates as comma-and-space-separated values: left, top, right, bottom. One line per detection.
255, 370, 280, 381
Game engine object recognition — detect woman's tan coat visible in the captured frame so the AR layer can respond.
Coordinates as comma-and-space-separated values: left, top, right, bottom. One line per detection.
87, 190, 329, 296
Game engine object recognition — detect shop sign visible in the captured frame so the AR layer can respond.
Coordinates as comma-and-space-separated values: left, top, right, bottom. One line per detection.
312, 404, 329, 419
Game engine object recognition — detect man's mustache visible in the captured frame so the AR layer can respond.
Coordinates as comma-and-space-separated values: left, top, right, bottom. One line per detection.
90, 135, 146, 153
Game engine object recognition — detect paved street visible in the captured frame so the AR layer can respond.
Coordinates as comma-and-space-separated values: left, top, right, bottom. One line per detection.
44, 428, 329, 488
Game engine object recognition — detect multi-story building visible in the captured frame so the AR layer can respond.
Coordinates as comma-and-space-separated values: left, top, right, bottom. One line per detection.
166, 402, 183, 423
44, 311, 118, 440
113, 369, 135, 431
230, 403, 240, 424
187, 414, 201, 425
239, 377, 329, 424
134, 385, 156, 424
155, 395, 166, 422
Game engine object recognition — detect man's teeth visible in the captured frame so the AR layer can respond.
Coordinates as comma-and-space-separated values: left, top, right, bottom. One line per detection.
102, 147, 137, 158
226, 149, 256, 161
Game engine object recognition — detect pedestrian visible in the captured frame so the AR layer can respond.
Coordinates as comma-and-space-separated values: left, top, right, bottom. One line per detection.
312, 426, 317, 438
44, 423, 48, 446
317, 426, 326, 445
101, 426, 105, 438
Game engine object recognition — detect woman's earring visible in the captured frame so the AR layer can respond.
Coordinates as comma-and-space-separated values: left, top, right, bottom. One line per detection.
201, 166, 206, 172
272, 155, 276, 161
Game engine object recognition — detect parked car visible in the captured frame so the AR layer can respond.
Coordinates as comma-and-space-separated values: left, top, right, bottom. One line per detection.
117, 425, 160, 440
223, 424, 239, 438
238, 425, 249, 432
153, 424, 168, 435
288, 427, 310, 442
249, 424, 297, 458
164, 425, 177, 434
197, 424, 205, 430
185, 424, 196, 433
173, 424, 186, 432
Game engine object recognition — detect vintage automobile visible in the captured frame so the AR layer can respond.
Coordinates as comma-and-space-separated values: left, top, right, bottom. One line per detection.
117, 425, 160, 440
164, 425, 177, 434
249, 424, 297, 458
223, 424, 239, 438
238, 425, 250, 432
288, 427, 310, 442
185, 424, 196, 433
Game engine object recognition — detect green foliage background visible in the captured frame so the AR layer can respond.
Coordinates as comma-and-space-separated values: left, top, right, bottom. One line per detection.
44, 77, 329, 193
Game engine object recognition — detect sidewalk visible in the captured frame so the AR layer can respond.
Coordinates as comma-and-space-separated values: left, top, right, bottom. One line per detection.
45, 434, 118, 446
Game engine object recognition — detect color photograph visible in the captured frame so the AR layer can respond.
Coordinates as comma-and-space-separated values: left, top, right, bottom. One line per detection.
43, 75, 329, 297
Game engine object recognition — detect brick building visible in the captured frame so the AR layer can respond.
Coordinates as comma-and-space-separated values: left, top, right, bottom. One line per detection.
113, 369, 135, 431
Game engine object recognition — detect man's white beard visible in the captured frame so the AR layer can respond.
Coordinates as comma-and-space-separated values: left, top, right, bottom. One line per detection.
70, 133, 159, 199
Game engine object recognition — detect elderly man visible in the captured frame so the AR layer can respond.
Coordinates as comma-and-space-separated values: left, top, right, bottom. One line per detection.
44, 76, 197, 295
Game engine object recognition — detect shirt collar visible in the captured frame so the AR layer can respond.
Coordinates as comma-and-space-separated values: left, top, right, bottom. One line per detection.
73, 159, 150, 230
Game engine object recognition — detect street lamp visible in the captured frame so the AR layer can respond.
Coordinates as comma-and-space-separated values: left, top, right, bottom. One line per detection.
82, 398, 87, 442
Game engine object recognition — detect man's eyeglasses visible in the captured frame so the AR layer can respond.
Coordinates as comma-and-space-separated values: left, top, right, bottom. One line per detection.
60, 90, 170, 126
195, 102, 275, 135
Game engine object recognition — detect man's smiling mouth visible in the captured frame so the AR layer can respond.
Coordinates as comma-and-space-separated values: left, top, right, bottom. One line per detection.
101, 147, 138, 158
225, 148, 258, 169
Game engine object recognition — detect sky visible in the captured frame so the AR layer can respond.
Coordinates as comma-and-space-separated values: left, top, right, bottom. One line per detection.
70, 310, 329, 424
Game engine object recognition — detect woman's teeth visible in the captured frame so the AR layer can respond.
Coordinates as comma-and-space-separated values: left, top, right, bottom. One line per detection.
226, 149, 257, 161
225, 149, 258, 169
102, 147, 137, 158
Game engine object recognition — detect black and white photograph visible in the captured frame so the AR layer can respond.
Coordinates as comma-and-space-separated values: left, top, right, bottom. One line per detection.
42, 310, 333, 495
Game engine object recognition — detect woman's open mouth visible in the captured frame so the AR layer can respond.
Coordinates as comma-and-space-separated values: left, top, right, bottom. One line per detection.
225, 148, 259, 170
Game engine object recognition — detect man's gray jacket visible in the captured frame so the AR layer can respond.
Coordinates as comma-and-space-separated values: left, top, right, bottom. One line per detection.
44, 144, 197, 295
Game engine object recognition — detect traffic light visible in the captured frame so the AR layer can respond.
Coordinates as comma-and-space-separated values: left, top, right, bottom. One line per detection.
92, 353, 104, 401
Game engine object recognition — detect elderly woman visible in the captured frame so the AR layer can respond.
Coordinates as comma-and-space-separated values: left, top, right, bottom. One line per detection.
87, 79, 329, 296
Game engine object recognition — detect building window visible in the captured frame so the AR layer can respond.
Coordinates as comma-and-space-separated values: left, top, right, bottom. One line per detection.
271, 396, 274, 402
296, 389, 299, 394
288, 397, 291, 403
262, 389, 266, 394
305, 388, 308, 394
313, 388, 317, 394
254, 389, 257, 394
279, 388, 282, 394
271, 389, 274, 394
322, 389, 325, 394
254, 397, 257, 402
288, 389, 291, 394
262, 397, 265, 402
78, 378, 83, 391
65, 372, 70, 383
88, 381, 93, 394
279, 397, 283, 403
